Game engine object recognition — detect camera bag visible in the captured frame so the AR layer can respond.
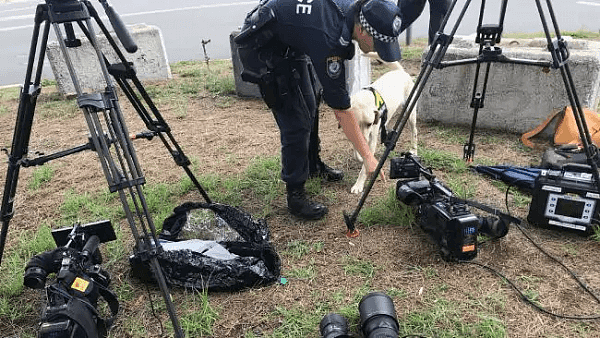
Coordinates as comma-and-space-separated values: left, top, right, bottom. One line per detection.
130, 202, 280, 292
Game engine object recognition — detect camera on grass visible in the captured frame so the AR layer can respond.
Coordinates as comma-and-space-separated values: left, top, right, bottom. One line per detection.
24, 220, 118, 338
390, 153, 509, 261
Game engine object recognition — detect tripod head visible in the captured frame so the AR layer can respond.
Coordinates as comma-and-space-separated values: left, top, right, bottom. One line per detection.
45, 0, 138, 53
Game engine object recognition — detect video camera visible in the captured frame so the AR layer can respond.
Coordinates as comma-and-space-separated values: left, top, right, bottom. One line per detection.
390, 153, 510, 261
24, 220, 119, 338
320, 292, 399, 338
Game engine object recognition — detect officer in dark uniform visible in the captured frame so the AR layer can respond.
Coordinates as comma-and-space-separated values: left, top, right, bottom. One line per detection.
398, 0, 451, 44
235, 0, 403, 220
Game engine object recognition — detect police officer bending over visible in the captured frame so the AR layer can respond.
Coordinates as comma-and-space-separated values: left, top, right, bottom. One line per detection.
235, 0, 403, 220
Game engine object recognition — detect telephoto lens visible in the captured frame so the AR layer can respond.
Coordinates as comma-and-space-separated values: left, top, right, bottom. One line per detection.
359, 292, 399, 338
320, 313, 351, 338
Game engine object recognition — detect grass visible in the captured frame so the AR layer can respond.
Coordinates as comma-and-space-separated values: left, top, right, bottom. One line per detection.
28, 164, 55, 190
2, 32, 600, 337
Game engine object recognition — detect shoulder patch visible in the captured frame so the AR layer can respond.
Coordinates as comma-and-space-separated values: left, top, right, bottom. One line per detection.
326, 56, 343, 79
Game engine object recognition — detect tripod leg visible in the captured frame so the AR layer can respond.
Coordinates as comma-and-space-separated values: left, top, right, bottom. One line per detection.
48, 8, 185, 336
0, 7, 51, 264
344, 0, 472, 233
464, 60, 493, 162
81, 6, 212, 204
536, 0, 600, 186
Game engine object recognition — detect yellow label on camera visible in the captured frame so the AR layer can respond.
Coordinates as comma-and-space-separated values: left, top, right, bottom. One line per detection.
71, 277, 90, 293
462, 244, 476, 252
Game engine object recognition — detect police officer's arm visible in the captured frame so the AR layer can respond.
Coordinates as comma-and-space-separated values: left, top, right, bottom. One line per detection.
335, 109, 385, 181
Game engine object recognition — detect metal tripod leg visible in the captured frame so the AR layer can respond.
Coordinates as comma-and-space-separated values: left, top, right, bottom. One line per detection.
344, 0, 600, 233
0, 3, 51, 266
0, 2, 185, 337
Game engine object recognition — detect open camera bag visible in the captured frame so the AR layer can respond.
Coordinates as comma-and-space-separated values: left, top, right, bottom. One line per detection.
130, 202, 280, 292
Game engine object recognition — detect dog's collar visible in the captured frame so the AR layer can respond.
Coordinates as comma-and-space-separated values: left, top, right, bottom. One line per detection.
366, 86, 389, 145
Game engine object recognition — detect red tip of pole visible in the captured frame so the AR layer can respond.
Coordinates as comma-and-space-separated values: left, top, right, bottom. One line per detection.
346, 229, 360, 238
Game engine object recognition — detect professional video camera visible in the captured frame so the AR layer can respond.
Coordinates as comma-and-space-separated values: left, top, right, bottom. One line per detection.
24, 220, 118, 338
320, 292, 399, 338
390, 153, 510, 262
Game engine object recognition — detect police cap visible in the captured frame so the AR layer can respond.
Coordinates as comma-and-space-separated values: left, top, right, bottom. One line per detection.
360, 0, 402, 62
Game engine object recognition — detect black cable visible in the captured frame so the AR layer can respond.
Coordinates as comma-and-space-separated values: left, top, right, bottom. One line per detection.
462, 180, 600, 320
144, 282, 165, 335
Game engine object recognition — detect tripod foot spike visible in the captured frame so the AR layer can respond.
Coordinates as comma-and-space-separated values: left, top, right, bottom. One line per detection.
346, 229, 360, 238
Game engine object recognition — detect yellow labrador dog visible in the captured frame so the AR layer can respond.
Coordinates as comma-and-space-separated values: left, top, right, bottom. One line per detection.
350, 61, 418, 194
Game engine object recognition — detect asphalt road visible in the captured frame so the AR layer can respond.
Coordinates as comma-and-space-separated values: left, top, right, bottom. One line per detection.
2, 0, 600, 86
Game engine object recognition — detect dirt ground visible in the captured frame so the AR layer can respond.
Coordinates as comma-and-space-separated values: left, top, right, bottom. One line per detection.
2, 58, 600, 338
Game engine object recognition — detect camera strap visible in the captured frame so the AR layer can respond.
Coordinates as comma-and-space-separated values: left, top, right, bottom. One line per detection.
451, 196, 522, 226
97, 284, 119, 336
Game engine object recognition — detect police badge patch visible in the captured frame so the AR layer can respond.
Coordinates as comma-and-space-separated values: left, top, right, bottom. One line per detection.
326, 56, 342, 79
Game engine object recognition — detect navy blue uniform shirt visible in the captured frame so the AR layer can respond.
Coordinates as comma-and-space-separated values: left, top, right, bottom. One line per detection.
264, 0, 357, 110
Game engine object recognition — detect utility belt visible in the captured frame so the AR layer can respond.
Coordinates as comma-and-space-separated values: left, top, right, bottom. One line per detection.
234, 1, 310, 109
236, 37, 305, 109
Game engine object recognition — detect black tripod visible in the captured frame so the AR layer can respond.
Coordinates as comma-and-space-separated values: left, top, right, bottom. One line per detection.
0, 1, 214, 336
344, 0, 600, 234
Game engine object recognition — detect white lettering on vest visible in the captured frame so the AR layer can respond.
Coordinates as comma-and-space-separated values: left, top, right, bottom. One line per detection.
296, 0, 313, 15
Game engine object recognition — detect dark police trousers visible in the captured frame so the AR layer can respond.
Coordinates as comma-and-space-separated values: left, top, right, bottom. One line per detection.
399, 0, 451, 43
259, 53, 322, 187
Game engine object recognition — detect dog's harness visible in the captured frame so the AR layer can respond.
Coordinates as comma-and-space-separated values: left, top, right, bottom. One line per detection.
366, 86, 389, 145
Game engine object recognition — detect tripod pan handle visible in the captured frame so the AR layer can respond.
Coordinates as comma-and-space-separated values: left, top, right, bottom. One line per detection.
105, 4, 138, 53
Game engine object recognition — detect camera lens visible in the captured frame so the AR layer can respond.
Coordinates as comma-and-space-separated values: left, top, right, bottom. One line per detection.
320, 313, 349, 338
359, 292, 399, 338
479, 216, 509, 238
23, 266, 47, 289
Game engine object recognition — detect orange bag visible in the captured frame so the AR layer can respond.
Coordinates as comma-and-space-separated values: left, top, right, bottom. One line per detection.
521, 106, 600, 148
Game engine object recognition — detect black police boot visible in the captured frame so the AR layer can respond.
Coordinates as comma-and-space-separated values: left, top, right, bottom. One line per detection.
287, 184, 328, 220
310, 161, 344, 182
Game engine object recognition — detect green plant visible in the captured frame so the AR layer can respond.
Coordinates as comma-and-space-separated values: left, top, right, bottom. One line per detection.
60, 189, 122, 224
342, 256, 376, 278
0, 86, 20, 100
269, 305, 323, 338
418, 147, 468, 173
359, 187, 414, 227
0, 225, 55, 298
286, 264, 317, 281
284, 240, 312, 259
177, 290, 219, 337
28, 164, 55, 190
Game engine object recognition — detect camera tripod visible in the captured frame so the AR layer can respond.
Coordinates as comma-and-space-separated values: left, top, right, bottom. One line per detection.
0, 1, 214, 336
344, 0, 600, 235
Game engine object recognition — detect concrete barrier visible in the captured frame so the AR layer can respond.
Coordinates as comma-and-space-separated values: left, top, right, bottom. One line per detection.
417, 36, 600, 135
230, 31, 371, 99
47, 24, 172, 96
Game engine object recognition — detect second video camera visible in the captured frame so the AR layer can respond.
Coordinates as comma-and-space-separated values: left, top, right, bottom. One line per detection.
391, 153, 509, 261
24, 220, 119, 338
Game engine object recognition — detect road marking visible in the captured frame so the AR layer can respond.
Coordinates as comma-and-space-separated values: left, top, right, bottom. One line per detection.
577, 1, 600, 6
0, 2, 256, 32
119, 2, 257, 18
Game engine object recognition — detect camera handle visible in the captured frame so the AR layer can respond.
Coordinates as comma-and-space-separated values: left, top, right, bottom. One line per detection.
344, 0, 600, 235
0, 1, 208, 336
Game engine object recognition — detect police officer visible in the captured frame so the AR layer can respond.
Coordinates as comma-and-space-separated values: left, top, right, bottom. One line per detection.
398, 0, 451, 44
235, 0, 403, 220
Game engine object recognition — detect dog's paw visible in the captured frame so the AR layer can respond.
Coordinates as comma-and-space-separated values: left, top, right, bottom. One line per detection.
350, 184, 364, 194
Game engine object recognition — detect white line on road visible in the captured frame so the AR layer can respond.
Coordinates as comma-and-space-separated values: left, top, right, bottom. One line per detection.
577, 1, 600, 6
0, 2, 256, 32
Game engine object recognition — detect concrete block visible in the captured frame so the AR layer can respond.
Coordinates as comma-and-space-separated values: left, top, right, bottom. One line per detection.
47, 24, 172, 96
230, 31, 370, 99
417, 36, 600, 135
